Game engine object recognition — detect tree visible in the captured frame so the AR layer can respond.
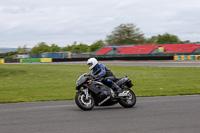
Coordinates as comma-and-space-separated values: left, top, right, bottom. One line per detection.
63, 42, 77, 52
62, 45, 72, 52
105, 23, 145, 45
17, 44, 28, 54
17, 46, 23, 54
62, 42, 89, 54
181, 40, 191, 44
49, 44, 61, 52
156, 33, 181, 44
89, 40, 106, 52
0, 51, 18, 58
72, 43, 88, 54
145, 36, 158, 44
29, 42, 50, 54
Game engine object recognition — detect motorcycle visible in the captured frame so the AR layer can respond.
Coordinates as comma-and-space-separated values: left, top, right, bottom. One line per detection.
75, 73, 136, 111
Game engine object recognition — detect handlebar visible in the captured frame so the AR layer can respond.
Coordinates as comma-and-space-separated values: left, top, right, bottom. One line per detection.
90, 74, 103, 82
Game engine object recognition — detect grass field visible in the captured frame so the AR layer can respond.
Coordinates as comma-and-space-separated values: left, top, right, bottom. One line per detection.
0, 64, 200, 103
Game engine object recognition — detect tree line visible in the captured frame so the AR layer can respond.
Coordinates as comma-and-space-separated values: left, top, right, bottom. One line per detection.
20, 40, 105, 54
14, 23, 200, 55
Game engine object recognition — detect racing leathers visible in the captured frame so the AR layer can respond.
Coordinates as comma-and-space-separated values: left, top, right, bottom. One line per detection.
92, 63, 122, 94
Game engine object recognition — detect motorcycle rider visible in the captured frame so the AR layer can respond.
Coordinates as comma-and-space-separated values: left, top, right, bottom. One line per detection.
87, 58, 122, 94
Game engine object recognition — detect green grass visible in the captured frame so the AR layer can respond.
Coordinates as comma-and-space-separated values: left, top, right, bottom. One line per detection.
0, 64, 200, 103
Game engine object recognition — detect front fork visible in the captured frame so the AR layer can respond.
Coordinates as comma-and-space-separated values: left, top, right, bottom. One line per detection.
82, 88, 89, 100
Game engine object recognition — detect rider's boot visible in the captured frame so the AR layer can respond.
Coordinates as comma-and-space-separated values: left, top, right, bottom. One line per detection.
111, 82, 122, 94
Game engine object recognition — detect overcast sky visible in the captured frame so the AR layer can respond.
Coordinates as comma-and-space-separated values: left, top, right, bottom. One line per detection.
0, 0, 200, 48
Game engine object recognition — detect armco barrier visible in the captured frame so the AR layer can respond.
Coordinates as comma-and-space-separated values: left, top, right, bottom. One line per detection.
40, 58, 52, 63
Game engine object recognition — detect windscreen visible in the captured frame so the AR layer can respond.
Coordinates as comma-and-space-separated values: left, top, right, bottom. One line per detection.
76, 73, 90, 88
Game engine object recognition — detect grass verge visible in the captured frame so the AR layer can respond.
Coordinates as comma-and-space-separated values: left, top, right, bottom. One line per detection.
0, 64, 199, 103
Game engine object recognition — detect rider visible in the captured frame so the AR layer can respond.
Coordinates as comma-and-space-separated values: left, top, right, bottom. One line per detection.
87, 58, 122, 94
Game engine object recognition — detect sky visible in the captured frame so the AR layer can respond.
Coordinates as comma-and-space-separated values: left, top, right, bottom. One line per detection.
0, 0, 200, 48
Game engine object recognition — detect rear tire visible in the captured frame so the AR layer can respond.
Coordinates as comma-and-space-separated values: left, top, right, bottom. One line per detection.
75, 91, 95, 111
119, 89, 136, 108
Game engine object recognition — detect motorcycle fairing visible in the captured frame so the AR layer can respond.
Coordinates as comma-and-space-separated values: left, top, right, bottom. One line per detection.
88, 81, 112, 97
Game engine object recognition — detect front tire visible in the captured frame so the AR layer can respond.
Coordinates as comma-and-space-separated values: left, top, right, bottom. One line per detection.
75, 91, 95, 111
119, 89, 136, 108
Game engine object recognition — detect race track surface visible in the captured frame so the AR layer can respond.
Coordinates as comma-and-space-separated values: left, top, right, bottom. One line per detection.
1, 95, 200, 133
18, 60, 200, 67
100, 60, 200, 67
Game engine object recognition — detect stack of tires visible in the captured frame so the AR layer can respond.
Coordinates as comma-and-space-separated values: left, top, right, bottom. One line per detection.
174, 55, 200, 60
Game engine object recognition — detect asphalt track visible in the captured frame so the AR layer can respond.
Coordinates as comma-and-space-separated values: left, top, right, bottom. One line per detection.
17, 60, 200, 67
95, 60, 200, 67
0, 95, 200, 133
1, 61, 200, 133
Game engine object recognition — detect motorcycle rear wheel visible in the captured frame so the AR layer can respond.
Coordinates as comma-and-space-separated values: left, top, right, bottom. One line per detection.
75, 91, 95, 111
118, 89, 136, 108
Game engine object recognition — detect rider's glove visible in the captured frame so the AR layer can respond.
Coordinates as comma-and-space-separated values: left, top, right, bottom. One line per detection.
91, 74, 101, 80
94, 75, 100, 79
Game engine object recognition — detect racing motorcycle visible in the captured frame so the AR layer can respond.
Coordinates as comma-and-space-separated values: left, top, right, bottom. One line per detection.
75, 73, 136, 110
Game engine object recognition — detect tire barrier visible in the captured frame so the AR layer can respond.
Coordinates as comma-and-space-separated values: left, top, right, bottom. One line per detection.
174, 55, 200, 60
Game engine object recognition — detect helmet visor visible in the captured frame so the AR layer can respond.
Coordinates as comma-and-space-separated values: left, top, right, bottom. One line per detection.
88, 63, 93, 67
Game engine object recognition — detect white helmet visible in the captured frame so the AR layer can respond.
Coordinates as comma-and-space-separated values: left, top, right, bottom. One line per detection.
87, 58, 98, 70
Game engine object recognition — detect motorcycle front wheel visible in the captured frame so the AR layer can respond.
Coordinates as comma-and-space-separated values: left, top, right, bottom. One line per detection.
75, 91, 95, 111
118, 89, 136, 108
